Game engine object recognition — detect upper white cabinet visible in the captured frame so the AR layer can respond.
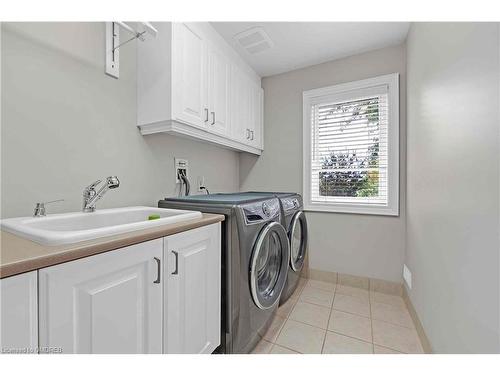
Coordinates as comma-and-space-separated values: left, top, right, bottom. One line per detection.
39, 239, 163, 354
0, 271, 38, 354
164, 223, 221, 354
138, 22, 263, 155
172, 23, 208, 129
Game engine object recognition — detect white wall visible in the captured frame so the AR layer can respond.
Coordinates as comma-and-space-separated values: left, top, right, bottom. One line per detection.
406, 23, 500, 353
0, 23, 240, 219
240, 45, 406, 282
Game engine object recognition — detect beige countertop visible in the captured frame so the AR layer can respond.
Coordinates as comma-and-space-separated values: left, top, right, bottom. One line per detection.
0, 213, 225, 279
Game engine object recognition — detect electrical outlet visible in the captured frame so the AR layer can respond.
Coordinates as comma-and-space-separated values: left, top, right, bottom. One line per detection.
403, 264, 412, 289
197, 176, 205, 192
174, 158, 188, 183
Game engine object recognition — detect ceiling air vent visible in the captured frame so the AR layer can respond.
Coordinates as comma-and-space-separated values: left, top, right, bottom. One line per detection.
233, 27, 274, 55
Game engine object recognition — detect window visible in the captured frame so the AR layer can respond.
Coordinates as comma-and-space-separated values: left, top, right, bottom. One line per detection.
303, 74, 399, 216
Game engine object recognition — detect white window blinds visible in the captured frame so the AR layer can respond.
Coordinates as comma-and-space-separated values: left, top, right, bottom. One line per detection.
303, 74, 399, 215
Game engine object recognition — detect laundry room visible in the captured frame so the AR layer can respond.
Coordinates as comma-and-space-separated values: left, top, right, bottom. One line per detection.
1, 1, 499, 373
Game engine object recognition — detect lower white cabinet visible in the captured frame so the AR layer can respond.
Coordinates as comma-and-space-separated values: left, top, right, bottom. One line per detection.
39, 239, 163, 354
2, 224, 221, 354
0, 271, 38, 354
164, 224, 221, 353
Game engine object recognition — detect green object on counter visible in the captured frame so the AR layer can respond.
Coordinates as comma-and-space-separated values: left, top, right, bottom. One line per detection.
148, 214, 161, 220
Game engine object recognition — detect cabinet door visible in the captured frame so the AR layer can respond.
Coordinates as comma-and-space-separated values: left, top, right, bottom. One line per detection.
207, 45, 230, 135
249, 84, 263, 149
257, 87, 264, 149
172, 23, 208, 128
164, 223, 221, 354
39, 240, 163, 354
230, 66, 251, 144
0, 271, 38, 354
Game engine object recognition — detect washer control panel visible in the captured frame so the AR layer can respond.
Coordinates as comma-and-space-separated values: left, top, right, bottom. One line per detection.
242, 198, 280, 224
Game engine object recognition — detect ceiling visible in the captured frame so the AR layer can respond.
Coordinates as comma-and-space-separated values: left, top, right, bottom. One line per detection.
211, 22, 410, 77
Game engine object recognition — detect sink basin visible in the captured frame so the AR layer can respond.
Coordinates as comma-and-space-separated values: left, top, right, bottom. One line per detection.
0, 206, 202, 246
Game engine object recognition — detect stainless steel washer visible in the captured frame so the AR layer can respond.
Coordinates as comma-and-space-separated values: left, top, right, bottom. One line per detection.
159, 193, 290, 353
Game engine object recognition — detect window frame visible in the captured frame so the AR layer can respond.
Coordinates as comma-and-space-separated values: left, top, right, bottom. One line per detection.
302, 73, 400, 216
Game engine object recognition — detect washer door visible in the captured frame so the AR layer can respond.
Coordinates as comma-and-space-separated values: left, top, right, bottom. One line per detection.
250, 222, 290, 310
289, 211, 308, 272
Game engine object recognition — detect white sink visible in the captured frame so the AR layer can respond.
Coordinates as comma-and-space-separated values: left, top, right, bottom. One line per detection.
0, 206, 202, 246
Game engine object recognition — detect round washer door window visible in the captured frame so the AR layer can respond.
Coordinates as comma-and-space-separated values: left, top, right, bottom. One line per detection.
250, 221, 290, 310
289, 211, 308, 272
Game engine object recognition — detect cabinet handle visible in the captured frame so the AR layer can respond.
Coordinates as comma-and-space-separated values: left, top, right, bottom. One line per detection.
171, 251, 179, 275
211, 111, 215, 125
251, 130, 254, 140
204, 108, 209, 123
153, 257, 161, 284
246, 129, 250, 139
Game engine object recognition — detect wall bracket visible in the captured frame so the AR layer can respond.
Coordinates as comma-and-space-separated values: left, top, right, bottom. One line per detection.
105, 22, 158, 79
105, 22, 120, 78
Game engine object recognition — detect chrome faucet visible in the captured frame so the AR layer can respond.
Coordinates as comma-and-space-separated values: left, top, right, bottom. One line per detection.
82, 176, 120, 212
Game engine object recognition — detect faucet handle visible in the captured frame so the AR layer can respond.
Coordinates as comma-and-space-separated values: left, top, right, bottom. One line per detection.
33, 199, 64, 217
84, 179, 102, 191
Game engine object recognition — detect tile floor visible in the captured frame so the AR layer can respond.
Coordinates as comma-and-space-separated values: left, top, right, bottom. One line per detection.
251, 277, 424, 354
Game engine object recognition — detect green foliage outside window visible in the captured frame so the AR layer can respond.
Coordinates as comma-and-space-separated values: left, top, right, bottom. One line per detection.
318, 98, 380, 198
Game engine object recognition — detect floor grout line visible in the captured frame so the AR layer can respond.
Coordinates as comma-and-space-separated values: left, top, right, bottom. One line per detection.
286, 316, 328, 331
302, 284, 337, 293
370, 317, 416, 330
297, 299, 335, 309
330, 307, 371, 317
368, 280, 375, 354
321, 289, 336, 353
330, 308, 370, 319
294, 300, 333, 311
325, 330, 375, 346
271, 340, 303, 354
373, 343, 407, 354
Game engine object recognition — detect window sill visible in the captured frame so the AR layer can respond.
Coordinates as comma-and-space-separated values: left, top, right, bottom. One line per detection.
304, 203, 399, 217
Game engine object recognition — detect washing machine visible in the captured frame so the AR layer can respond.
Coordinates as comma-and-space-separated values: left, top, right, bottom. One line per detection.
244, 192, 308, 304
158, 193, 290, 353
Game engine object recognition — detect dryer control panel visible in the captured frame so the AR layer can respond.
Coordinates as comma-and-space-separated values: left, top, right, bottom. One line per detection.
282, 197, 300, 212
241, 198, 280, 225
